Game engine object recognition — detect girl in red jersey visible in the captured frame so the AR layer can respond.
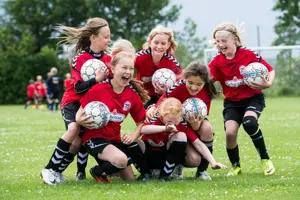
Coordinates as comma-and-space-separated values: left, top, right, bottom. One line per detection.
140, 97, 226, 181
40, 18, 111, 185
147, 61, 221, 180
64, 73, 72, 90
77, 51, 152, 183
24, 79, 35, 109
135, 26, 183, 108
208, 23, 276, 176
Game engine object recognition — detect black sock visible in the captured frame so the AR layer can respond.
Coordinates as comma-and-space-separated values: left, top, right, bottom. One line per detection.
226, 145, 240, 167
92, 161, 125, 176
250, 129, 270, 160
55, 103, 59, 111
124, 142, 151, 175
45, 138, 71, 171
49, 103, 54, 111
160, 141, 187, 178
77, 145, 88, 174
57, 152, 76, 173
197, 140, 213, 172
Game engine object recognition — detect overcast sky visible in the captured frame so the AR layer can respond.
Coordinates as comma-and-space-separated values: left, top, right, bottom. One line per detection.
170, 0, 279, 48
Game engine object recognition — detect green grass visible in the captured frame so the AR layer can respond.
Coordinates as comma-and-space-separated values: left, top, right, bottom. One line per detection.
1, 97, 300, 200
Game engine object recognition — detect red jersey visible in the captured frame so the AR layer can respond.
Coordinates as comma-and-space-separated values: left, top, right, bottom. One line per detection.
80, 80, 146, 143
135, 49, 182, 96
142, 114, 198, 147
34, 82, 44, 97
209, 47, 274, 101
64, 78, 72, 89
27, 84, 35, 98
157, 80, 212, 115
61, 51, 112, 108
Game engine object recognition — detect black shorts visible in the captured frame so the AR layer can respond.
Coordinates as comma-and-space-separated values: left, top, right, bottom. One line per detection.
48, 91, 60, 100
223, 93, 265, 126
144, 96, 159, 109
144, 141, 167, 170
85, 138, 129, 160
61, 102, 84, 135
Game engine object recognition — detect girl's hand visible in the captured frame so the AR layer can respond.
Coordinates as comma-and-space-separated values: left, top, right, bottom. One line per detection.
145, 106, 156, 123
95, 68, 108, 82
153, 82, 166, 95
247, 75, 271, 90
211, 162, 227, 170
122, 133, 138, 145
165, 125, 178, 133
185, 112, 203, 124
76, 108, 97, 129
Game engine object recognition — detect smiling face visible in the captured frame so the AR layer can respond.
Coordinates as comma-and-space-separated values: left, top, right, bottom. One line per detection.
185, 75, 205, 96
111, 55, 135, 88
214, 31, 237, 58
148, 33, 171, 57
91, 26, 111, 51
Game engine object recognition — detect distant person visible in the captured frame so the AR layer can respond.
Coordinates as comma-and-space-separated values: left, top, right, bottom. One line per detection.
64, 73, 72, 90
24, 79, 35, 109
208, 22, 276, 176
135, 26, 183, 109
47, 67, 61, 112
34, 75, 44, 109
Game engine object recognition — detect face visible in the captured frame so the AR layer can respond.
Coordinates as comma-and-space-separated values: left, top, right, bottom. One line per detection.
162, 113, 181, 126
111, 56, 135, 88
149, 33, 170, 56
215, 32, 237, 58
185, 75, 205, 96
92, 26, 111, 51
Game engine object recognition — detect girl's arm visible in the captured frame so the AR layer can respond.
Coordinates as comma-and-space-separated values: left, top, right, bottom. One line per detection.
122, 122, 144, 144
141, 125, 166, 134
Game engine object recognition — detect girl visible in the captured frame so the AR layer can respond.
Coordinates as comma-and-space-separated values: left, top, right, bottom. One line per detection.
77, 51, 152, 183
147, 61, 221, 180
208, 23, 275, 176
135, 26, 183, 108
141, 97, 225, 181
40, 17, 111, 185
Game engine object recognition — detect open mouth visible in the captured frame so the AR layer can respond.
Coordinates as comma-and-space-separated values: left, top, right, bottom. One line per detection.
122, 76, 131, 83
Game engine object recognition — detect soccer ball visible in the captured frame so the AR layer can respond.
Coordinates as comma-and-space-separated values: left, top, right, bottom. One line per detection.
80, 59, 107, 82
182, 98, 207, 119
240, 62, 269, 85
83, 101, 110, 129
152, 68, 176, 89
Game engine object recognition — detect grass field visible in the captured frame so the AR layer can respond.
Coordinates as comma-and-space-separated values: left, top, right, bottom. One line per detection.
1, 97, 300, 200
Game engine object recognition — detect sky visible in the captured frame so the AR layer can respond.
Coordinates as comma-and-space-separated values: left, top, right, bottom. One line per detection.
170, 0, 279, 48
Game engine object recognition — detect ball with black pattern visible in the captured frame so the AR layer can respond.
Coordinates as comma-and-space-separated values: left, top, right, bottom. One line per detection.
83, 101, 110, 129
80, 59, 107, 82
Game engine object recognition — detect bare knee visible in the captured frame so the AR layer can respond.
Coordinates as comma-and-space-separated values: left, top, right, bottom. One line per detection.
110, 153, 128, 168
172, 132, 187, 141
198, 121, 214, 141
185, 152, 201, 167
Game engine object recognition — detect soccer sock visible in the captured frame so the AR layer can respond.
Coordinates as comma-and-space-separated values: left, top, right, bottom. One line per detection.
160, 141, 187, 178
45, 138, 71, 171
55, 103, 59, 111
77, 145, 89, 174
250, 129, 270, 160
197, 140, 213, 172
92, 161, 125, 176
49, 102, 54, 111
124, 142, 151, 175
226, 145, 240, 167
57, 152, 76, 173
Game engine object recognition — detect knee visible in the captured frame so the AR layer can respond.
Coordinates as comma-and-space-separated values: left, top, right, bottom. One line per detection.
242, 116, 259, 136
172, 132, 187, 142
185, 153, 201, 167
111, 153, 128, 168
198, 122, 214, 140
67, 122, 80, 136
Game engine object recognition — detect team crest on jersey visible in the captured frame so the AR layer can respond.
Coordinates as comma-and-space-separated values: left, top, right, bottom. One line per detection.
110, 109, 125, 122
123, 101, 131, 111
225, 76, 245, 88
141, 76, 152, 82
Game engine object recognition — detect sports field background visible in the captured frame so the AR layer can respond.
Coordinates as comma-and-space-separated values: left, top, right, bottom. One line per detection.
0, 97, 299, 200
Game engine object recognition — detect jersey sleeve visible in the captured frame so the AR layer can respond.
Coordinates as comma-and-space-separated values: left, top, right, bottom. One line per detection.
208, 58, 222, 82
79, 84, 99, 108
130, 93, 146, 123
71, 57, 84, 84
185, 126, 198, 143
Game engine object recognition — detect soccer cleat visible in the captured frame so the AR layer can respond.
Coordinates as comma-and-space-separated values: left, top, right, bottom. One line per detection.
151, 169, 160, 178
159, 176, 172, 182
55, 172, 65, 183
262, 159, 275, 176
40, 168, 56, 185
226, 165, 241, 177
195, 170, 212, 181
89, 166, 111, 184
171, 164, 184, 179
137, 173, 152, 181
76, 172, 86, 181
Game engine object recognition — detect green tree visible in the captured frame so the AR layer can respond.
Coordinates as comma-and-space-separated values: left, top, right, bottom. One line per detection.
175, 18, 207, 68
273, 0, 300, 45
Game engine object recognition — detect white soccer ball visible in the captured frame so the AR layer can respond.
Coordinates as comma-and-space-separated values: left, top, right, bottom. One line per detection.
182, 98, 207, 119
152, 68, 176, 89
83, 101, 110, 129
241, 62, 269, 85
80, 59, 107, 82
